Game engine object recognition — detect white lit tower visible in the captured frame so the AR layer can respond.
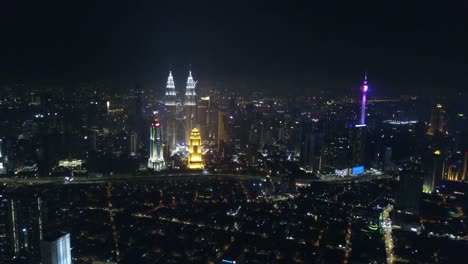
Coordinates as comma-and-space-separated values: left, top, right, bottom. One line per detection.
164, 71, 177, 150
360, 73, 369, 125
184, 71, 198, 144
148, 119, 166, 171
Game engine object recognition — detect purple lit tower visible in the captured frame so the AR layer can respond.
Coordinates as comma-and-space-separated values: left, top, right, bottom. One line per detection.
360, 73, 369, 125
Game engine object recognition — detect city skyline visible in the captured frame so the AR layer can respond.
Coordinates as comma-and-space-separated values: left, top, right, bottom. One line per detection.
0, 1, 466, 263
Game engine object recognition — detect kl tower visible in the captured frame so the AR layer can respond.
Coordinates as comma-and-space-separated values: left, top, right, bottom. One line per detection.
360, 73, 369, 125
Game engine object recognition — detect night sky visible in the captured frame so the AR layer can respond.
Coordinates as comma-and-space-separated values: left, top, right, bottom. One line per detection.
0, 1, 466, 96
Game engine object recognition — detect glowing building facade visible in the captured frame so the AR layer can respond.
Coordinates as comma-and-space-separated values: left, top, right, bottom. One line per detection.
463, 152, 468, 182
40, 233, 71, 264
198, 96, 211, 142
445, 152, 468, 182
423, 150, 444, 193
185, 71, 198, 144
187, 128, 203, 169
148, 120, 166, 171
164, 71, 177, 150
5, 195, 44, 260
427, 104, 446, 136
360, 73, 368, 125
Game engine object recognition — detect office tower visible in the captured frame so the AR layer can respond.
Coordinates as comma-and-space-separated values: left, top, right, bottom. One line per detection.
299, 120, 322, 173
127, 84, 145, 151
184, 71, 198, 144
198, 96, 211, 142
164, 71, 177, 150
187, 128, 203, 169
40, 233, 71, 264
423, 150, 444, 193
129, 131, 138, 156
217, 111, 229, 157
427, 104, 446, 136
148, 120, 165, 171
394, 171, 423, 231
320, 134, 349, 174
396, 172, 423, 215
360, 73, 369, 125
349, 124, 367, 167
8, 195, 44, 259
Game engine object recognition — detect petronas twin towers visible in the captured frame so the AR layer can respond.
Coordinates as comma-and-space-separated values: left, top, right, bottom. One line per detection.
164, 71, 198, 150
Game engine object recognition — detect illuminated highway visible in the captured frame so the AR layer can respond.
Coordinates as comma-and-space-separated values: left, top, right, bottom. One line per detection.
381, 204, 395, 264
0, 172, 392, 186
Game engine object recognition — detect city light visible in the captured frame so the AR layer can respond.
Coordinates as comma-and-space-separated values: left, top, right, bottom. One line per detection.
0, 3, 464, 263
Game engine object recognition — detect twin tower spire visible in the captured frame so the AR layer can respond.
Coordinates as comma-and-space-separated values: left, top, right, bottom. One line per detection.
164, 71, 197, 106
164, 70, 198, 149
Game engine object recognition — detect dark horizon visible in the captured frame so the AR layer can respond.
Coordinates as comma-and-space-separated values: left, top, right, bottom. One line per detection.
0, 1, 466, 96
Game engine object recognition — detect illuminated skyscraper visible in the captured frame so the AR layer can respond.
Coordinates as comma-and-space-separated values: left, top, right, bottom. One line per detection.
427, 104, 446, 136
447, 152, 468, 181
187, 128, 203, 169
148, 120, 166, 171
164, 71, 177, 150
423, 150, 444, 193
360, 73, 369, 125
184, 71, 198, 144
349, 124, 367, 167
7, 195, 44, 260
446, 163, 460, 181
198, 96, 211, 142
40, 233, 71, 264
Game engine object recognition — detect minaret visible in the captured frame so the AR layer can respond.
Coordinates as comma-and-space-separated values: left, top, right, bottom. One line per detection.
164, 71, 177, 150
360, 72, 369, 125
184, 71, 198, 144
148, 119, 166, 171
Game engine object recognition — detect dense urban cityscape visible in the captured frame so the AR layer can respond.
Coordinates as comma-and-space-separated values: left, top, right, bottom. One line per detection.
0, 69, 466, 263
0, 1, 467, 264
